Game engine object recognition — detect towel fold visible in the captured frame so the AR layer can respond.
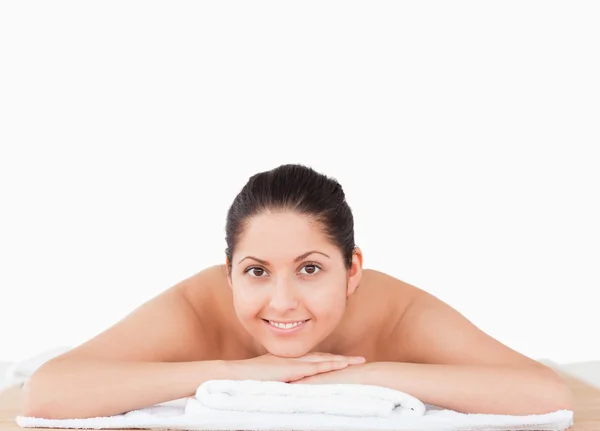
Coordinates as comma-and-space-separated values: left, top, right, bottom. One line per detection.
16, 379, 574, 431
186, 379, 426, 417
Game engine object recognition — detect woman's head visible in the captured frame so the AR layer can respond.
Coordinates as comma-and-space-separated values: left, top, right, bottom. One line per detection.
224, 163, 363, 357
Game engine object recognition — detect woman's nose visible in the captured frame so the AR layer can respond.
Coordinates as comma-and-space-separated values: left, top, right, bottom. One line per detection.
268, 281, 299, 312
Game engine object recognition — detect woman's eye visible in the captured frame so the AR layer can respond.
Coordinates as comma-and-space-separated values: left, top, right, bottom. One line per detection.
247, 267, 266, 277
300, 264, 321, 275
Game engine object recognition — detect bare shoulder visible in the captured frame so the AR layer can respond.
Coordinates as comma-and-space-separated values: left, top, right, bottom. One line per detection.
369, 269, 545, 368
343, 268, 423, 360
177, 264, 233, 331
358, 268, 425, 318
178, 263, 228, 304
54, 265, 226, 364
360, 268, 423, 297
180, 264, 258, 359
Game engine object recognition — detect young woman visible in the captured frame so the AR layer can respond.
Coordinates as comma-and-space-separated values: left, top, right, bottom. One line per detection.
21, 163, 573, 420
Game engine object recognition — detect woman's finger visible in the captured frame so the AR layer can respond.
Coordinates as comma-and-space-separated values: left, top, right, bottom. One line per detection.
308, 360, 348, 375
297, 353, 365, 363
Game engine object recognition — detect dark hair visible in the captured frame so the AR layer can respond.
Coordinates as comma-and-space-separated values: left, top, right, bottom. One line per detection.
225, 163, 356, 274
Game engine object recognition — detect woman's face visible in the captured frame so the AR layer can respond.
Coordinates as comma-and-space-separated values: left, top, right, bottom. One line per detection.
227, 210, 362, 358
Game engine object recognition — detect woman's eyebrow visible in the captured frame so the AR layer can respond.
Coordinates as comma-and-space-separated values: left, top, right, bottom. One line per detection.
238, 250, 330, 265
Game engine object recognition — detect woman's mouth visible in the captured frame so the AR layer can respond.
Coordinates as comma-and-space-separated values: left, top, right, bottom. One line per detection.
262, 319, 310, 333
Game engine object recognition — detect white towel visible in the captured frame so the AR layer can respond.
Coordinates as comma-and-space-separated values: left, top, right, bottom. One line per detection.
187, 379, 426, 417
16, 379, 574, 431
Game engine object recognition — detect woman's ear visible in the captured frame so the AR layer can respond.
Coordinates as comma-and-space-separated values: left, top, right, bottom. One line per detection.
346, 246, 363, 296
225, 257, 233, 289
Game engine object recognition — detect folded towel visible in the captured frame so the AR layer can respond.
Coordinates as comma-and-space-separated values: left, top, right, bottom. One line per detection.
187, 379, 426, 417
16, 379, 574, 431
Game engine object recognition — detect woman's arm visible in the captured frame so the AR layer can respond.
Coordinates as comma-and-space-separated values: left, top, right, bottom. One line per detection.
21, 358, 232, 419
20, 266, 223, 419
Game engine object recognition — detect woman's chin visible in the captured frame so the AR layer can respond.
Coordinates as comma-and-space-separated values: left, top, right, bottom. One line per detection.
264, 343, 311, 358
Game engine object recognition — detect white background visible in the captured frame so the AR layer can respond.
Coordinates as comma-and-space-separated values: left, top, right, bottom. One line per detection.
1, 2, 598, 365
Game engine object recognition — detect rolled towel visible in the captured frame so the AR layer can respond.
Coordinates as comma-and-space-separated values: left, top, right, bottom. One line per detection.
185, 379, 426, 417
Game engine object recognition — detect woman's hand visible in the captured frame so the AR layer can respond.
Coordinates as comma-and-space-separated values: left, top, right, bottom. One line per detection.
228, 352, 366, 383
290, 361, 372, 385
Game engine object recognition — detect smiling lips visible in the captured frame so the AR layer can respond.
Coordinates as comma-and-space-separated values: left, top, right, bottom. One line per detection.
263, 319, 310, 330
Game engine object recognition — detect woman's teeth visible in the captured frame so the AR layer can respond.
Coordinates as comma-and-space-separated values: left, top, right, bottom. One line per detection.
268, 320, 307, 329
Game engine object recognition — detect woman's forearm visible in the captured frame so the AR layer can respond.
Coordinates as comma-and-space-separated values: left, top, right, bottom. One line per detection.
294, 361, 573, 415
363, 362, 573, 415
21, 358, 231, 419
